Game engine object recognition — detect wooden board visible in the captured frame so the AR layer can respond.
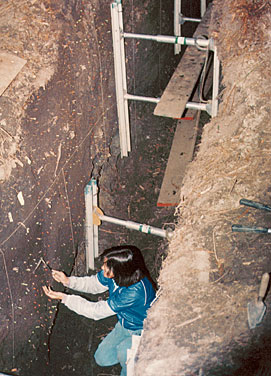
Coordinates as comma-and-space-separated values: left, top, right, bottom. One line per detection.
157, 109, 199, 206
154, 5, 212, 119
0, 51, 27, 96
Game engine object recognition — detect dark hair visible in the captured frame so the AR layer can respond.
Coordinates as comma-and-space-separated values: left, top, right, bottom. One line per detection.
99, 245, 157, 290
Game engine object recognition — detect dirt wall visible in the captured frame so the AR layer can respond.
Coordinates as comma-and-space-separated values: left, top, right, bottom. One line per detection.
0, 0, 179, 374
0, 0, 115, 370
135, 1, 271, 375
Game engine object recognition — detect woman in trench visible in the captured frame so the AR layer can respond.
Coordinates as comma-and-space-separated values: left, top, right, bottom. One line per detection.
42, 245, 157, 376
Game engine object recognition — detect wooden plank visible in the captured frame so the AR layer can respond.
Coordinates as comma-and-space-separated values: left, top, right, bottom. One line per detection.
0, 52, 27, 96
157, 109, 199, 206
154, 5, 212, 119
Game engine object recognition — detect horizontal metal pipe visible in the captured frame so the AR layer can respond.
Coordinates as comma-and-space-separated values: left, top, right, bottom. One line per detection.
99, 214, 167, 238
123, 32, 174, 44
186, 102, 208, 111
181, 16, 201, 23
123, 32, 210, 48
124, 93, 160, 104
125, 95, 209, 113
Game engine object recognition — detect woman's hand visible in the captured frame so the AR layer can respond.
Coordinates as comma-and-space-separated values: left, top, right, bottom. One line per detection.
52, 270, 69, 285
42, 285, 66, 300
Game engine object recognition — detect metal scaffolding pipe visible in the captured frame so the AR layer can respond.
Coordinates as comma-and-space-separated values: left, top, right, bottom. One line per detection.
124, 93, 160, 104
211, 46, 219, 117
110, 0, 219, 158
174, 0, 181, 55
180, 16, 201, 24
123, 32, 211, 49
99, 214, 168, 238
186, 101, 208, 111
84, 179, 174, 270
111, 1, 130, 157
201, 0, 206, 17
125, 95, 211, 114
84, 178, 99, 271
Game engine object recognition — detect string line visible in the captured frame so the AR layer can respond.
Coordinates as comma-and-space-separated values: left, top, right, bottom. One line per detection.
0, 248, 15, 367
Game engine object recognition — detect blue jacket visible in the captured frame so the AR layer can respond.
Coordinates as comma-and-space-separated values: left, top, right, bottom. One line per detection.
97, 270, 156, 330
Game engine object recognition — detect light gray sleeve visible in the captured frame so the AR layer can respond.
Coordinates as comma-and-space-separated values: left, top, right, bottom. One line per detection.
66, 274, 108, 294
62, 295, 116, 320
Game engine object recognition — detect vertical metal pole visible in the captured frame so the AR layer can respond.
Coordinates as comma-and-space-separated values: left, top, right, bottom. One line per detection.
211, 45, 219, 117
174, 0, 181, 55
111, 1, 130, 157
84, 178, 99, 271
85, 181, 94, 271
91, 179, 99, 258
200, 0, 206, 17
117, 1, 131, 154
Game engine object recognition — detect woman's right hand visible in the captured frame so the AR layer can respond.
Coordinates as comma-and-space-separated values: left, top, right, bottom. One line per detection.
52, 270, 70, 286
42, 286, 65, 300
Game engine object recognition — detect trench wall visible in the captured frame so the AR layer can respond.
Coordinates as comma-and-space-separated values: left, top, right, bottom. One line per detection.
135, 0, 271, 375
0, 0, 191, 372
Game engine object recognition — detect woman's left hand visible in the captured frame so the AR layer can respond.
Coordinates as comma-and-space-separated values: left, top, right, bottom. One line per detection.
42, 285, 65, 300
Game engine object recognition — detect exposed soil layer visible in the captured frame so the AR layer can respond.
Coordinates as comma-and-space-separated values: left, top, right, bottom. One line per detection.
23, 102, 177, 376
0, 0, 182, 374
3, 0, 270, 375
135, 0, 271, 375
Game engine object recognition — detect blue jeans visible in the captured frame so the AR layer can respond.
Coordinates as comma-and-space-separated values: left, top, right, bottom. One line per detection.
94, 321, 142, 376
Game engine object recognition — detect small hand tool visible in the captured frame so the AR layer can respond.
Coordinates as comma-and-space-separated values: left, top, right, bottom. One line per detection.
40, 257, 52, 270
232, 199, 271, 234
247, 272, 270, 329
33, 257, 52, 273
